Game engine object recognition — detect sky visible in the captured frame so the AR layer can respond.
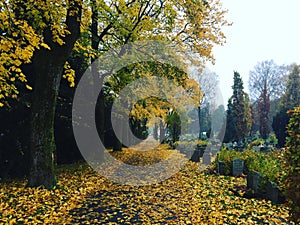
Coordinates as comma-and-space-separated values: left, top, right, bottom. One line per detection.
207, 0, 300, 104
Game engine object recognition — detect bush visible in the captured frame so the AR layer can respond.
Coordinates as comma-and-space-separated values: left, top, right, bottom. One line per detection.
215, 148, 284, 186
284, 106, 300, 223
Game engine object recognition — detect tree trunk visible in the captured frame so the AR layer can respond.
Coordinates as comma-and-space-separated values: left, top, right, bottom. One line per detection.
27, 2, 82, 189
28, 55, 63, 189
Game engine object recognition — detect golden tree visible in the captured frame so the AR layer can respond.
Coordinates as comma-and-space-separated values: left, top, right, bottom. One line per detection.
0, 0, 229, 188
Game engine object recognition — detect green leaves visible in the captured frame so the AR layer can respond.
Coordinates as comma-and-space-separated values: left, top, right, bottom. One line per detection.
284, 106, 300, 223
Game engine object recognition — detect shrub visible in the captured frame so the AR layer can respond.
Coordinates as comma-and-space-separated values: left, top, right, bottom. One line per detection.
284, 106, 300, 223
215, 148, 284, 186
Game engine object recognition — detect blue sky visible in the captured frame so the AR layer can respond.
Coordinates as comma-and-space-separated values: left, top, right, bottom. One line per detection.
207, 0, 300, 103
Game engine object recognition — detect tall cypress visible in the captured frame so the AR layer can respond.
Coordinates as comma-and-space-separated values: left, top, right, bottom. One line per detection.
225, 72, 251, 142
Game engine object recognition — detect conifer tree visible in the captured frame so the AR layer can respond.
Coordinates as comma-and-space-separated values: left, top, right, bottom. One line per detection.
225, 72, 251, 142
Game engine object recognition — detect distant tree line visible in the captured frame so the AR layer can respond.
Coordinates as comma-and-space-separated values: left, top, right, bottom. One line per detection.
223, 60, 300, 147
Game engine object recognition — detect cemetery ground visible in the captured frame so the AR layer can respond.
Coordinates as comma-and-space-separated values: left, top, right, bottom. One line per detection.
0, 143, 294, 224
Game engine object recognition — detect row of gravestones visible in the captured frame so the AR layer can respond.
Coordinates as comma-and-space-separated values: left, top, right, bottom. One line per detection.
225, 142, 273, 152
217, 159, 283, 204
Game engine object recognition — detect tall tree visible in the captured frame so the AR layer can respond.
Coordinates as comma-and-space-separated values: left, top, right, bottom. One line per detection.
225, 72, 251, 142
273, 64, 300, 147
248, 60, 289, 101
0, 0, 229, 188
258, 81, 270, 139
281, 64, 300, 108
2, 0, 83, 188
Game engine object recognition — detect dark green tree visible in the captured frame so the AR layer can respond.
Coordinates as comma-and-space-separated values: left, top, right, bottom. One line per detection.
224, 99, 236, 142
273, 64, 300, 147
166, 110, 181, 143
224, 72, 251, 142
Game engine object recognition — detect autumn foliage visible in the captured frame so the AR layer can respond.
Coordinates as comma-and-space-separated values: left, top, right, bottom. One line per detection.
0, 144, 294, 224
285, 106, 300, 223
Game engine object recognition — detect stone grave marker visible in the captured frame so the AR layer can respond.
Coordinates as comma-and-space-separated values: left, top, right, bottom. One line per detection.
247, 171, 262, 192
211, 147, 218, 156
265, 181, 279, 204
217, 161, 225, 175
191, 149, 201, 162
231, 158, 244, 176
202, 152, 211, 165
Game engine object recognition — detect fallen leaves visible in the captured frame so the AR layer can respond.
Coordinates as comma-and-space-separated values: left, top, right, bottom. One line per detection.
0, 145, 295, 224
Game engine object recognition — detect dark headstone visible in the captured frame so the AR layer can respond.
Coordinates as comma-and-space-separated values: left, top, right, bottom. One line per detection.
191, 150, 201, 162
217, 161, 225, 175
247, 171, 262, 192
265, 181, 279, 204
232, 158, 244, 176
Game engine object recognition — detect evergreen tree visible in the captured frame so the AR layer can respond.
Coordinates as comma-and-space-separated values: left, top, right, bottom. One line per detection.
273, 64, 300, 147
281, 64, 300, 108
224, 99, 236, 142
225, 72, 251, 142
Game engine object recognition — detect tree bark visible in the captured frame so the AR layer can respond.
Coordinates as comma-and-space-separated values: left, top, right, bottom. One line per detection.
27, 1, 82, 189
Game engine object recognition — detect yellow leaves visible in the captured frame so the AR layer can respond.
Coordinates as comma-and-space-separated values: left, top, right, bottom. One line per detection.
40, 43, 51, 50
92, 145, 292, 224
62, 61, 75, 87
0, 39, 13, 52
26, 85, 33, 91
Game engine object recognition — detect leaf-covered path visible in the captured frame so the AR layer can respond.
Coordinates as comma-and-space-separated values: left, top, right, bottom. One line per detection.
69, 140, 293, 225
0, 141, 294, 224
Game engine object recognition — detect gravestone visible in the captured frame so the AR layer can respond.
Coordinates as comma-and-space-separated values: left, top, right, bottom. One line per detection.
247, 171, 262, 192
217, 161, 225, 175
202, 152, 211, 165
231, 158, 244, 176
191, 150, 201, 162
265, 181, 279, 204
211, 147, 218, 156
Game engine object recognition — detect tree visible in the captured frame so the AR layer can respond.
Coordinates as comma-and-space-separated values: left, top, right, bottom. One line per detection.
281, 64, 300, 108
258, 81, 270, 139
273, 64, 300, 147
224, 99, 236, 143
0, 0, 229, 188
248, 60, 288, 101
0, 0, 83, 189
193, 68, 220, 109
224, 72, 251, 142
